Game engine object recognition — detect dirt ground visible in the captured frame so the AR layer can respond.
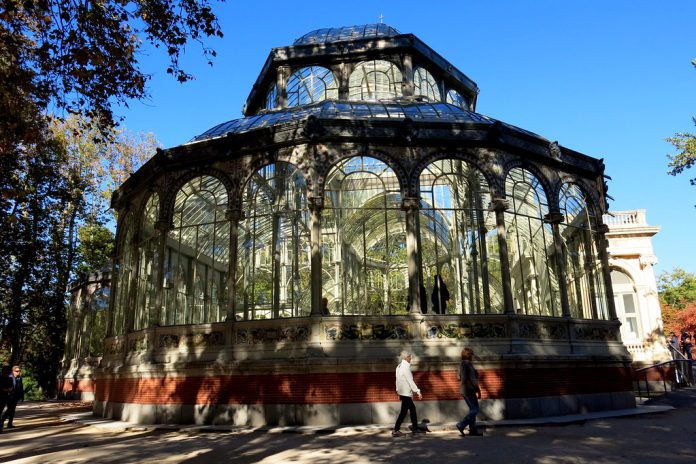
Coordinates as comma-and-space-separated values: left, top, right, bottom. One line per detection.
1, 391, 695, 464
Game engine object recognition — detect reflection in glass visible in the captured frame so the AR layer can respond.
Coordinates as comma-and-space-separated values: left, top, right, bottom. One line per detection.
266, 83, 278, 110
323, 156, 407, 315
505, 168, 561, 316
133, 193, 159, 330
560, 183, 608, 319
287, 66, 338, 107
446, 89, 468, 109
112, 213, 135, 335
237, 163, 310, 319
419, 159, 501, 314
163, 176, 229, 325
85, 287, 109, 357
413, 67, 440, 101
349, 60, 403, 101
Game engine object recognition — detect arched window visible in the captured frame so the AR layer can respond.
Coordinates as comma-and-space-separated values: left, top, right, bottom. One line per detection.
505, 168, 561, 316
266, 83, 278, 110
84, 286, 109, 357
446, 89, 469, 109
163, 176, 230, 326
413, 67, 440, 101
348, 60, 403, 101
236, 163, 310, 320
323, 156, 406, 315
560, 183, 608, 319
287, 66, 338, 107
419, 159, 501, 314
111, 213, 135, 335
611, 269, 639, 339
133, 193, 160, 331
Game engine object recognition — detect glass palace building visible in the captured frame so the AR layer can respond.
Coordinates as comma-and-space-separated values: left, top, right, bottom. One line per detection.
94, 24, 634, 425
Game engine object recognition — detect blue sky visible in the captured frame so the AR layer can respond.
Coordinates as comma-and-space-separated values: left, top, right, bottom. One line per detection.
119, 0, 696, 277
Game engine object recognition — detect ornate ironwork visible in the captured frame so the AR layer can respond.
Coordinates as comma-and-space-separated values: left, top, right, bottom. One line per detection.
324, 323, 410, 340
575, 325, 619, 341
518, 321, 568, 340
236, 326, 310, 344
159, 332, 225, 349
424, 322, 507, 340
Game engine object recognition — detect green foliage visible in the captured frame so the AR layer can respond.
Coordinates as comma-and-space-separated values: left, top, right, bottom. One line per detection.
659, 267, 696, 335
21, 375, 46, 401
658, 267, 696, 309
666, 59, 696, 192
1, 0, 223, 397
666, 131, 696, 182
76, 223, 114, 275
0, 0, 223, 159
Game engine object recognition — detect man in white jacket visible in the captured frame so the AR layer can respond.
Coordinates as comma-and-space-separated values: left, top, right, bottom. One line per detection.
392, 350, 424, 437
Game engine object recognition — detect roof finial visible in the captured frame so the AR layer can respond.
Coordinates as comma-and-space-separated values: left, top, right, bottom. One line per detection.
379, 13, 384, 24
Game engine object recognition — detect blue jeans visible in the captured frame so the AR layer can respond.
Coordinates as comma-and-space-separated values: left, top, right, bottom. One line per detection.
457, 392, 479, 432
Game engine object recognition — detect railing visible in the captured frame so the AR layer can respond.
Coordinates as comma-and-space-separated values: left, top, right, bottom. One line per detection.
634, 346, 694, 399
603, 209, 648, 228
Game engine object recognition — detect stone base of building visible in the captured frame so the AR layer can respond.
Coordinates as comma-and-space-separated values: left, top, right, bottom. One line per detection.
58, 358, 98, 401
91, 315, 636, 426
93, 391, 636, 426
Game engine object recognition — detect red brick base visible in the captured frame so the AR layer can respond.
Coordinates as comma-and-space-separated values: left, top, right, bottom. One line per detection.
95, 366, 633, 405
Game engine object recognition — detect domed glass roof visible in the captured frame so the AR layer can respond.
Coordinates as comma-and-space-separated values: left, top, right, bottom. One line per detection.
190, 100, 543, 143
293, 23, 400, 45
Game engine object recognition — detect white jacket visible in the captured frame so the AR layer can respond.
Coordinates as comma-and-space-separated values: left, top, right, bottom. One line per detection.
395, 360, 421, 397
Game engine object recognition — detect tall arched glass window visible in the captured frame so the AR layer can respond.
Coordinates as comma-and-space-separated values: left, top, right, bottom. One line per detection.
323, 156, 406, 315
84, 287, 109, 357
419, 159, 502, 314
505, 168, 561, 316
413, 67, 440, 101
560, 183, 608, 319
163, 176, 229, 326
133, 193, 160, 331
236, 163, 310, 320
348, 60, 403, 101
446, 89, 469, 109
112, 213, 135, 335
287, 66, 338, 107
265, 83, 278, 110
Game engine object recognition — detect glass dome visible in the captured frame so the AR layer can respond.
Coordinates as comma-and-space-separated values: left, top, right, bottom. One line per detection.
294, 23, 400, 45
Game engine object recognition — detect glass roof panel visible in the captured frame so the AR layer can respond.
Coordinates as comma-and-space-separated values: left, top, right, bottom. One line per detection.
446, 89, 468, 110
293, 23, 400, 45
189, 101, 540, 144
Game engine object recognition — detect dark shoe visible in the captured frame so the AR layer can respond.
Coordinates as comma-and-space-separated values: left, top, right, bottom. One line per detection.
468, 430, 484, 436
6, 425, 15, 429
456, 423, 465, 436
392, 430, 404, 437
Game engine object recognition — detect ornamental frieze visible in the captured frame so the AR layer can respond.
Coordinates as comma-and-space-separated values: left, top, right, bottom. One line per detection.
105, 340, 124, 356
574, 326, 619, 342
128, 337, 148, 353
324, 323, 410, 341
236, 326, 310, 344
425, 322, 507, 340
518, 321, 568, 340
158, 331, 224, 349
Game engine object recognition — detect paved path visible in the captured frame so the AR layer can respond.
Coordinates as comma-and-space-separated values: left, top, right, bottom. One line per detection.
1, 391, 695, 464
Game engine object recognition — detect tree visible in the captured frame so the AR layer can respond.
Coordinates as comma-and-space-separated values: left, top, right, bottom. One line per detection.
659, 268, 696, 336
75, 223, 114, 276
1, 0, 220, 392
0, 114, 158, 394
658, 268, 696, 309
0, 0, 223, 157
666, 59, 696, 194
